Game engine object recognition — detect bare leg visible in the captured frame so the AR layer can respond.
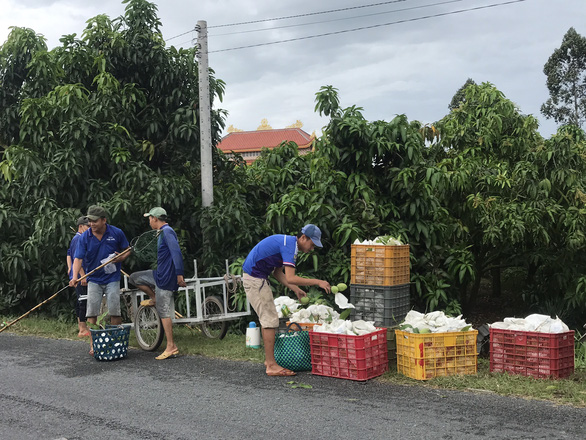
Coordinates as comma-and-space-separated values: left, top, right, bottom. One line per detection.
78, 318, 89, 336
136, 284, 156, 304
87, 317, 97, 355
262, 327, 293, 375
161, 317, 177, 353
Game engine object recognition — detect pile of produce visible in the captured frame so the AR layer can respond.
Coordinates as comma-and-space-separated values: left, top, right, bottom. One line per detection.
313, 319, 378, 336
353, 235, 404, 246
490, 314, 570, 333
399, 310, 472, 333
274, 296, 300, 318
289, 304, 339, 324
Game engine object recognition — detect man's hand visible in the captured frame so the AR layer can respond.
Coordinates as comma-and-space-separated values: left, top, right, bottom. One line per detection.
291, 285, 305, 300
81, 278, 88, 286
317, 280, 331, 293
177, 275, 187, 288
69, 278, 78, 287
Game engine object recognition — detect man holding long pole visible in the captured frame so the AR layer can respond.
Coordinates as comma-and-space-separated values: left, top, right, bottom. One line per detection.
69, 206, 130, 347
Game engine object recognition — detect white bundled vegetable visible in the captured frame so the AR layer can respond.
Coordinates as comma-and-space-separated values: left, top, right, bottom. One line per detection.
490, 314, 569, 333
314, 319, 378, 336
399, 310, 473, 333
289, 304, 339, 324
352, 235, 404, 246
274, 296, 300, 318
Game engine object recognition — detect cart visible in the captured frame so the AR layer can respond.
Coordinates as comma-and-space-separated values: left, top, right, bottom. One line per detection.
120, 260, 250, 351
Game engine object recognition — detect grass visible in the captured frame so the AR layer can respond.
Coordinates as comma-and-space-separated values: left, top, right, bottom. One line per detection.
2, 315, 585, 407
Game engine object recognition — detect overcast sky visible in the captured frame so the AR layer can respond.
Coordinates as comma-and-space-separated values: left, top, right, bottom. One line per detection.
1, 0, 584, 138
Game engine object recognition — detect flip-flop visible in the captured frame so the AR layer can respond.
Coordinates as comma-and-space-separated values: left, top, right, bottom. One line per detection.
78, 331, 91, 338
155, 349, 179, 360
140, 299, 155, 307
267, 368, 296, 376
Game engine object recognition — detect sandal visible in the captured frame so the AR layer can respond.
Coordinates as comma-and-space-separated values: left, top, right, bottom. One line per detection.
267, 368, 296, 376
155, 349, 179, 360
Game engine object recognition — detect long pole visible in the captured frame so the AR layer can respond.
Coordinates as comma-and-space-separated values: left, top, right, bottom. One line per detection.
197, 20, 213, 208
0, 248, 132, 333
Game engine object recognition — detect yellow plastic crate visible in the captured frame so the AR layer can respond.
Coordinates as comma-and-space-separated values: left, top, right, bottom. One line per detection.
351, 244, 410, 286
395, 329, 478, 380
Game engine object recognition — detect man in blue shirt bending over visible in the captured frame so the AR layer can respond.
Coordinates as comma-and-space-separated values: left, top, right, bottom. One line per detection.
70, 205, 131, 353
242, 224, 331, 376
129, 207, 186, 360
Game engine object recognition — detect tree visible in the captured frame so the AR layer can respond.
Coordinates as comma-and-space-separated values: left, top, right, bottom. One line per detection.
0, 0, 230, 314
448, 78, 476, 111
541, 27, 586, 129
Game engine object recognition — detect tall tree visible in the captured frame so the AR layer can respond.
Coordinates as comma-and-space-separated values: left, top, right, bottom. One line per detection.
448, 78, 476, 111
0, 0, 230, 314
541, 27, 586, 129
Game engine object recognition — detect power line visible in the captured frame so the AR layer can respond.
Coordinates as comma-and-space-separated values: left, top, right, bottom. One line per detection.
167, 28, 196, 41
168, 0, 410, 42
208, 0, 409, 29
210, 0, 467, 37
209, 0, 528, 54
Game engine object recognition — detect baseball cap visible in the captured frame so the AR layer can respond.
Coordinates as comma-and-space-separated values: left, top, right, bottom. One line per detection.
143, 207, 167, 219
301, 224, 323, 248
77, 216, 89, 226
86, 205, 107, 221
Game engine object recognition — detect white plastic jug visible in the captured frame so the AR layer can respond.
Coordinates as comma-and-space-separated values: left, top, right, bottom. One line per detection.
245, 322, 261, 349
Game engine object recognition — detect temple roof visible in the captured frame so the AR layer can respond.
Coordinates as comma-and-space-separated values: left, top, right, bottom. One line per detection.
217, 127, 314, 153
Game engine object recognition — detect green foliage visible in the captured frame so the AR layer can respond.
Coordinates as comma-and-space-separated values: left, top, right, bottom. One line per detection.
448, 78, 476, 111
541, 27, 586, 129
2, 2, 586, 331
0, 0, 228, 314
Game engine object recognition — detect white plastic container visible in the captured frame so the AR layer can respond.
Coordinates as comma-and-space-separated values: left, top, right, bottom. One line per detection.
245, 322, 261, 349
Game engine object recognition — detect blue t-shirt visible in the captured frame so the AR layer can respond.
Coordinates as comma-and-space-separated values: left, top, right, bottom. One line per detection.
242, 234, 298, 279
153, 224, 185, 291
67, 232, 88, 280
74, 224, 129, 284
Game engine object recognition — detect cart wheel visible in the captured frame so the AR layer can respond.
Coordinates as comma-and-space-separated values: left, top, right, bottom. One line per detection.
135, 305, 164, 351
201, 296, 228, 340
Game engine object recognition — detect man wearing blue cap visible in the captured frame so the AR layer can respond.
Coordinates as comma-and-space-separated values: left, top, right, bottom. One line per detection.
242, 224, 331, 376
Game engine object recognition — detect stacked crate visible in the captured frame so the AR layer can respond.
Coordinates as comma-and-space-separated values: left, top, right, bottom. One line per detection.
349, 243, 411, 367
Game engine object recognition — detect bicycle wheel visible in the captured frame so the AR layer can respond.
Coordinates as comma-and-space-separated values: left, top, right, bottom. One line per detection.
201, 296, 228, 340
135, 305, 164, 351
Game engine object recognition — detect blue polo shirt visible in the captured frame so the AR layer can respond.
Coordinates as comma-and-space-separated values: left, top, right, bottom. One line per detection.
153, 224, 184, 291
67, 232, 88, 280
243, 234, 298, 279
74, 224, 129, 284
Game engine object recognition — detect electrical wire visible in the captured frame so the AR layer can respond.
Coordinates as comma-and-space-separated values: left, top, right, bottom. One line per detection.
210, 0, 467, 37
208, 0, 409, 29
167, 0, 413, 41
209, 0, 527, 54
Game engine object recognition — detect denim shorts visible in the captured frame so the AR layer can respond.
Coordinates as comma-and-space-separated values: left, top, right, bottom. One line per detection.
86, 281, 121, 317
130, 269, 175, 319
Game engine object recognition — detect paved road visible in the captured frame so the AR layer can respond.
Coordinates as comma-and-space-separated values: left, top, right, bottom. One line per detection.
0, 333, 583, 440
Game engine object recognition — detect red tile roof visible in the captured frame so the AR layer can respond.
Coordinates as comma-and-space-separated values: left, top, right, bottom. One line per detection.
217, 128, 314, 153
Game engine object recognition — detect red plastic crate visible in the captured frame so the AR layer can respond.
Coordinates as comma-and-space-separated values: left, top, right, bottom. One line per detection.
490, 328, 575, 379
309, 328, 388, 381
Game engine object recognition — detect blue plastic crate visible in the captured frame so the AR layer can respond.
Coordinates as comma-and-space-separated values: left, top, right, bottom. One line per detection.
90, 324, 131, 361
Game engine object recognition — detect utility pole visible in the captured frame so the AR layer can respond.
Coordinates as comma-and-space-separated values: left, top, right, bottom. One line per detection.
196, 20, 213, 207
